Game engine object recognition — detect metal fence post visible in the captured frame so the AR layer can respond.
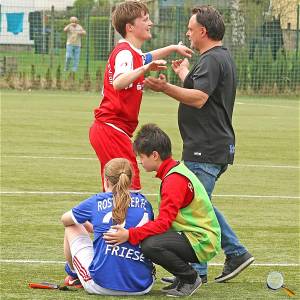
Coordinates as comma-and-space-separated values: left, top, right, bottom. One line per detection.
85, 9, 90, 73
49, 5, 55, 69
296, 4, 299, 60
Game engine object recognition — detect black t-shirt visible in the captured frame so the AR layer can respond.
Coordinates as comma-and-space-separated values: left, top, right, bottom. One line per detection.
179, 46, 237, 164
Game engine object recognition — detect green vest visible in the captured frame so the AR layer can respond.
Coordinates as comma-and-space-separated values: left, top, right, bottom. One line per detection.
160, 163, 221, 262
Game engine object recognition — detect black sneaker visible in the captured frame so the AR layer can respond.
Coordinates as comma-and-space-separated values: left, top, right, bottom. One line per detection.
166, 275, 202, 297
161, 274, 207, 285
161, 277, 180, 293
215, 252, 255, 283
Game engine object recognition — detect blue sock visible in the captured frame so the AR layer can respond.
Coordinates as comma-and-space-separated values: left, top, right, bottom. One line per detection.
65, 262, 78, 278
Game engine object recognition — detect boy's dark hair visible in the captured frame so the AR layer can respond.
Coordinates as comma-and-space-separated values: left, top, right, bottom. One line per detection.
112, 1, 149, 38
133, 123, 171, 160
192, 5, 225, 41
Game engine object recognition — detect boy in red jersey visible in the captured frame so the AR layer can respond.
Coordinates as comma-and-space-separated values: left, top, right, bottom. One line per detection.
89, 1, 193, 191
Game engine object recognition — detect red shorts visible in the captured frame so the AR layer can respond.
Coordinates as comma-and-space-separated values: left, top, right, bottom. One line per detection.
89, 121, 141, 191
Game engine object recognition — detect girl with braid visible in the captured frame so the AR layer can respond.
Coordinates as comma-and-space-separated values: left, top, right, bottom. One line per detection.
61, 158, 154, 295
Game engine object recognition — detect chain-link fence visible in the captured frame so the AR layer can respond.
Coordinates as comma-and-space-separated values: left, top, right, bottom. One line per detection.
0, 0, 299, 94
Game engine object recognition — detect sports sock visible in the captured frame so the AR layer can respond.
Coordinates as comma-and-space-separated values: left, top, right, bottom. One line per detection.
65, 262, 78, 278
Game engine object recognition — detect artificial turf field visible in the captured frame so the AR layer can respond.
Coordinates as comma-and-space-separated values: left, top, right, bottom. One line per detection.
1, 90, 299, 299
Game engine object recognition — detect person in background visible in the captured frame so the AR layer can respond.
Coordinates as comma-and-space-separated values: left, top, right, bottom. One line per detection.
144, 5, 254, 284
64, 16, 86, 72
61, 158, 155, 295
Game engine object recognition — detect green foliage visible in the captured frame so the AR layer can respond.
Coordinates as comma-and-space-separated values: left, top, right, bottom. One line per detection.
74, 0, 95, 19
289, 55, 300, 91
275, 52, 289, 93
90, 16, 110, 60
235, 48, 249, 91
234, 47, 300, 94
35, 74, 41, 89
66, 71, 76, 90
30, 64, 36, 83
45, 68, 52, 89
83, 70, 91, 91
54, 19, 69, 49
95, 65, 103, 91
56, 65, 62, 89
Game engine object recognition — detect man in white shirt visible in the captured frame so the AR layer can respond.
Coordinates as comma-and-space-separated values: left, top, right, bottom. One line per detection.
64, 16, 86, 72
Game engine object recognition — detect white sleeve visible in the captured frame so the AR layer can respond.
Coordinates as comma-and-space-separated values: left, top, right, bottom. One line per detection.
113, 50, 134, 80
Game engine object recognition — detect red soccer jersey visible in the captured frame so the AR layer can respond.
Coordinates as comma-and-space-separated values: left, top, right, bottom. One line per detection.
94, 42, 145, 137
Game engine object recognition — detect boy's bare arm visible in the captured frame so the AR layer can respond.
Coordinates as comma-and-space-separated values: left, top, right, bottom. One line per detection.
113, 60, 167, 91
150, 44, 194, 60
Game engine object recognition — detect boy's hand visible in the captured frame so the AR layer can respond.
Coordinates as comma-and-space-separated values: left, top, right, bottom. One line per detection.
144, 60, 167, 72
176, 45, 194, 58
172, 58, 189, 75
103, 225, 129, 246
144, 74, 168, 92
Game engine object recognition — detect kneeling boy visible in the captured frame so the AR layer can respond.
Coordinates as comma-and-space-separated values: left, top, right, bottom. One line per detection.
104, 124, 221, 297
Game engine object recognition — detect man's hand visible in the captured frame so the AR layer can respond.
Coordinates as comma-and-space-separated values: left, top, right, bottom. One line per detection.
172, 58, 189, 74
103, 225, 129, 246
144, 60, 167, 73
175, 45, 194, 58
144, 74, 168, 92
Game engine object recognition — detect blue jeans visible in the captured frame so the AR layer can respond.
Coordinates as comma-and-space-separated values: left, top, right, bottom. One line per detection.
184, 161, 247, 276
65, 45, 81, 72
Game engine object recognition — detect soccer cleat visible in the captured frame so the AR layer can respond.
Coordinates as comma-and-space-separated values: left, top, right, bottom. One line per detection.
64, 275, 83, 288
214, 251, 255, 283
161, 274, 207, 285
166, 275, 202, 297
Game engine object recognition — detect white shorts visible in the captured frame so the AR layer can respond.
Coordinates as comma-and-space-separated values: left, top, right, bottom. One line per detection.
70, 235, 153, 295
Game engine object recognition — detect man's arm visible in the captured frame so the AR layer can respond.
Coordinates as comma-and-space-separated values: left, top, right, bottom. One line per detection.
63, 24, 71, 32
145, 74, 208, 109
150, 44, 193, 60
78, 25, 86, 35
172, 58, 190, 82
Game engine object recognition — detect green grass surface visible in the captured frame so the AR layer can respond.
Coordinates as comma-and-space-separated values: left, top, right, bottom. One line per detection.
1, 90, 299, 299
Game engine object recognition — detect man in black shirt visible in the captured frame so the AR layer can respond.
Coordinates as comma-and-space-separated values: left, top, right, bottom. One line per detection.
145, 5, 254, 285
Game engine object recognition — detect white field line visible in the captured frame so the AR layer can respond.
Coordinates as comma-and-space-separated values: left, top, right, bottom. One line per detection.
2, 93, 298, 108
0, 191, 299, 199
2, 155, 299, 169
0, 259, 299, 267
236, 102, 299, 109
2, 155, 97, 161
1, 92, 96, 98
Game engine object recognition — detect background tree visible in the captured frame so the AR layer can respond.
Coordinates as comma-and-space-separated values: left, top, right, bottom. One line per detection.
73, 0, 95, 18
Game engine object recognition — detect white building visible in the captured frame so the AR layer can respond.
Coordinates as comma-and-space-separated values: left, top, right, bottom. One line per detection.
0, 0, 75, 45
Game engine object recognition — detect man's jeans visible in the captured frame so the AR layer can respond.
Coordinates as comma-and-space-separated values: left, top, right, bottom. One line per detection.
184, 161, 247, 276
65, 45, 81, 72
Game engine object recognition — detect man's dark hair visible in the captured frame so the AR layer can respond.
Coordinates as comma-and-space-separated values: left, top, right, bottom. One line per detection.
192, 5, 225, 41
133, 123, 171, 160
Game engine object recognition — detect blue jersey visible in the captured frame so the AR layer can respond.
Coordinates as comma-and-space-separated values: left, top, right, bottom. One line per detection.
71, 192, 154, 292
